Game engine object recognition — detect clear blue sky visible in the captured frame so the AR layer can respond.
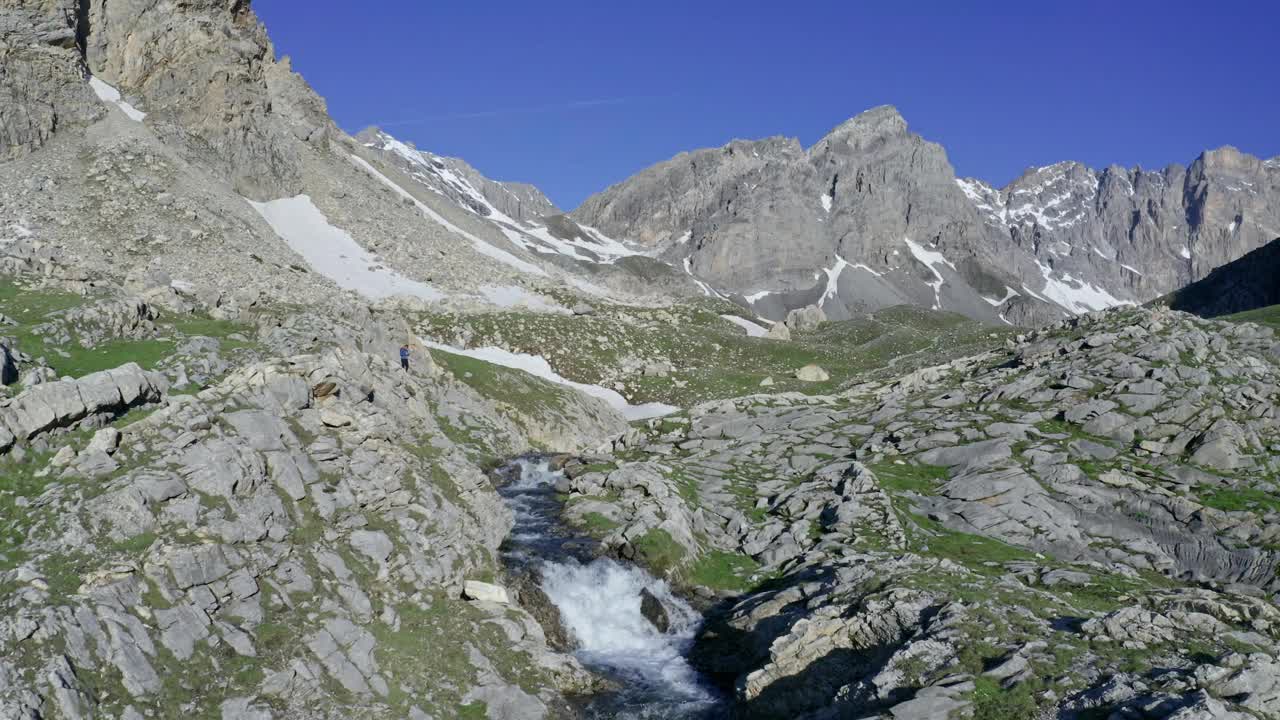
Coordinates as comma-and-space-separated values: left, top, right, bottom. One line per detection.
257, 0, 1278, 210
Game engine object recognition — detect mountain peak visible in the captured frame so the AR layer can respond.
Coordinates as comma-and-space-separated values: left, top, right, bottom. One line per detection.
821, 105, 908, 144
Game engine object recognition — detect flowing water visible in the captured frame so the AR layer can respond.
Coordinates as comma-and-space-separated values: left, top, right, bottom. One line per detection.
496, 458, 728, 719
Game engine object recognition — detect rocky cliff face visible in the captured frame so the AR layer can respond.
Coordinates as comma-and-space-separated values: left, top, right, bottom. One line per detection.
573, 106, 1280, 326
1, 0, 334, 199
0, 0, 104, 161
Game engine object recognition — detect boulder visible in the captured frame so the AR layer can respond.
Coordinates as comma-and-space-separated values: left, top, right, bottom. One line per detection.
463, 580, 510, 604
794, 364, 829, 382
87, 427, 122, 456
639, 587, 671, 633
765, 323, 791, 341
642, 363, 672, 378
785, 304, 827, 333
319, 410, 353, 428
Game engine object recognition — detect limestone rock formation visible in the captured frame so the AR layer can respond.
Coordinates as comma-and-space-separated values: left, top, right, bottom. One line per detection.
572, 106, 1280, 327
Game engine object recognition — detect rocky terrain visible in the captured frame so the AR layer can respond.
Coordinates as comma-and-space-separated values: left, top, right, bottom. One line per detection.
561, 306, 1280, 718
2, 1, 1280, 719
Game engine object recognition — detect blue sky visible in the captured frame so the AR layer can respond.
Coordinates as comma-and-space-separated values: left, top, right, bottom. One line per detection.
257, 0, 1279, 210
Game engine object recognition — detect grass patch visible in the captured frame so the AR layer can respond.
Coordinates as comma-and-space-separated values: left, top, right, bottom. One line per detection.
1200, 485, 1280, 514
578, 512, 620, 533
0, 450, 58, 571
0, 282, 85, 323
898, 504, 1038, 571
631, 527, 687, 575
684, 550, 763, 592
970, 675, 1041, 720
415, 301, 1014, 407
370, 596, 547, 712
110, 532, 157, 556
50, 337, 177, 378
168, 317, 256, 349
872, 461, 950, 494
1224, 304, 1280, 330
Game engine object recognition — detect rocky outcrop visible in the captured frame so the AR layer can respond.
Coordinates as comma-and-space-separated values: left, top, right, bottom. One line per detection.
0, 344, 17, 386
0, 0, 103, 160
1, 0, 333, 198
0, 362, 166, 451
78, 0, 335, 198
0, 315, 598, 717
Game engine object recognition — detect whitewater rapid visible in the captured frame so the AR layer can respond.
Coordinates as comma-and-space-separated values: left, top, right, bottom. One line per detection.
496, 459, 724, 718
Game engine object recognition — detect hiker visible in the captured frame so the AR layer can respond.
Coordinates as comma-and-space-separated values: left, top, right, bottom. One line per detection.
399, 344, 410, 371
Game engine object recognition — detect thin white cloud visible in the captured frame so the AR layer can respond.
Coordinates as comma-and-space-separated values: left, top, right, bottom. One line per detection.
378, 97, 643, 126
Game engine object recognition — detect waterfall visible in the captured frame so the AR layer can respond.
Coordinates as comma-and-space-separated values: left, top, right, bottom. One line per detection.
498, 459, 724, 718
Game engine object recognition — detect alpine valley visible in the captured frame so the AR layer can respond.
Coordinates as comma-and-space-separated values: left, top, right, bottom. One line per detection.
1, 2, 1279, 720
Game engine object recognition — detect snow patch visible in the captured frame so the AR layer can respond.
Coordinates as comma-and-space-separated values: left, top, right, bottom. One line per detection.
744, 289, 774, 304
1020, 284, 1050, 304
955, 178, 1009, 225
820, 255, 849, 306
247, 195, 445, 303
675, 230, 692, 245
720, 315, 768, 337
981, 286, 1020, 307
1119, 264, 1143, 276
1227, 220, 1238, 234
852, 262, 882, 277
820, 194, 832, 213
478, 285, 565, 312
89, 77, 146, 122
682, 257, 725, 299
420, 340, 677, 421
904, 238, 956, 310
1034, 260, 1132, 314
1179, 246, 1192, 260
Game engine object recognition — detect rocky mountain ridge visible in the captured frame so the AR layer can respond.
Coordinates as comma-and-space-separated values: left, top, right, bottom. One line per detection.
572, 106, 1280, 326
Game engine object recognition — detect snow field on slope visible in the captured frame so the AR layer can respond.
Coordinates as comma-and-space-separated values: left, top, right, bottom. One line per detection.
419, 340, 677, 421
247, 195, 446, 302
720, 315, 769, 337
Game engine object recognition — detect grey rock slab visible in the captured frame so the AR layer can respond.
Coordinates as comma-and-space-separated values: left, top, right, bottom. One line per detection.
168, 545, 232, 589
918, 439, 1012, 471
349, 530, 394, 565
